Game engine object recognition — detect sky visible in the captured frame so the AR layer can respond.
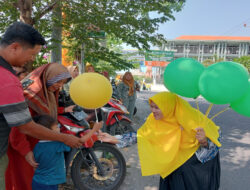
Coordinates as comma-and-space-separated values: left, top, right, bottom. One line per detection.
158, 0, 250, 39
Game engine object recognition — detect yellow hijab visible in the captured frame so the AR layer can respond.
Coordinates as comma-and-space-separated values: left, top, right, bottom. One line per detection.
137, 92, 221, 178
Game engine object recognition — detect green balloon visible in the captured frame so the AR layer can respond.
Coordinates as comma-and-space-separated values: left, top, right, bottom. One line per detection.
163, 58, 205, 98
231, 81, 250, 117
199, 61, 249, 104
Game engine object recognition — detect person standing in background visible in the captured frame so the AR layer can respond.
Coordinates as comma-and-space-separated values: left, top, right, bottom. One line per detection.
85, 63, 95, 73
63, 65, 79, 96
117, 71, 138, 119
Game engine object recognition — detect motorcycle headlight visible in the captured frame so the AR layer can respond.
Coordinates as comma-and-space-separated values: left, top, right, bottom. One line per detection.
64, 125, 84, 133
117, 104, 129, 114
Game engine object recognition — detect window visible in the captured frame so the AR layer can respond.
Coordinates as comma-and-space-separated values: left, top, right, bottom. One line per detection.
189, 45, 198, 54
227, 46, 239, 54
203, 45, 214, 54
176, 45, 184, 53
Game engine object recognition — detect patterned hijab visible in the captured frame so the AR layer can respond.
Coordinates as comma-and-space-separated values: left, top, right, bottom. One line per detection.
122, 71, 135, 96
137, 92, 221, 178
23, 63, 71, 119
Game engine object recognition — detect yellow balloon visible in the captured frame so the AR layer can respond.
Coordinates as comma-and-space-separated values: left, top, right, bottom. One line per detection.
69, 73, 112, 109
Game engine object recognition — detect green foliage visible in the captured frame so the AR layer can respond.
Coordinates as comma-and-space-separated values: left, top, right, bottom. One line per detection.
132, 63, 141, 69
133, 75, 153, 83
202, 56, 224, 67
0, 0, 185, 70
33, 45, 54, 69
233, 56, 250, 73
0, 1, 19, 33
202, 59, 214, 67
92, 60, 118, 77
62, 0, 185, 70
0, 0, 55, 68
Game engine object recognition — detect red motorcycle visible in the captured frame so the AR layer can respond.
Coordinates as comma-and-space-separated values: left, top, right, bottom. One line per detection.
58, 89, 135, 136
101, 98, 135, 135
58, 109, 126, 190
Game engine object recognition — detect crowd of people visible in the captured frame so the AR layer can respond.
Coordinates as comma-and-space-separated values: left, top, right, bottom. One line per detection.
0, 22, 103, 190
0, 22, 222, 190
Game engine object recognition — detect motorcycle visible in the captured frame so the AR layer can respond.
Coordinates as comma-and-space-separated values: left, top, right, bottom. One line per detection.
101, 98, 135, 135
58, 108, 126, 190
59, 89, 135, 136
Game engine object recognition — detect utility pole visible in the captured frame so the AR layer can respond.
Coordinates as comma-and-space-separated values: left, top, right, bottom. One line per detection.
80, 43, 85, 74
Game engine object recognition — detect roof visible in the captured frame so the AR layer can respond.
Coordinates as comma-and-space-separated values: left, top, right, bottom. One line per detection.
175, 35, 250, 41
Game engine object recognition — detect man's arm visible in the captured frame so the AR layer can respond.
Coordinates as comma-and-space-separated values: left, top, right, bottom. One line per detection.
18, 121, 82, 148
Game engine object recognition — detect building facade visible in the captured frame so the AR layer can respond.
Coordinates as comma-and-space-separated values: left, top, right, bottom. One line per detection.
162, 36, 250, 62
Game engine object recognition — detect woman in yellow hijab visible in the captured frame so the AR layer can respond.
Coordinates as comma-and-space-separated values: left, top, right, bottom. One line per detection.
99, 92, 221, 190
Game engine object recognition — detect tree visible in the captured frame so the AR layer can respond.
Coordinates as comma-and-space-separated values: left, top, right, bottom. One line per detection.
62, 0, 185, 70
51, 2, 62, 64
202, 59, 214, 67
0, 0, 58, 70
0, 0, 185, 70
233, 56, 250, 72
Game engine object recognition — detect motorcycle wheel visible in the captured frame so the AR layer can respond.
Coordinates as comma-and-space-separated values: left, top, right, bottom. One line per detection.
109, 119, 135, 135
71, 142, 126, 190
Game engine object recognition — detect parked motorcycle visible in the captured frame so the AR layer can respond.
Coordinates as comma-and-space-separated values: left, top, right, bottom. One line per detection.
59, 89, 135, 136
58, 108, 126, 190
101, 98, 135, 135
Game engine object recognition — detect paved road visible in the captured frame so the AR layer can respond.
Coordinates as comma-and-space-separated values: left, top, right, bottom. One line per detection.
119, 90, 250, 190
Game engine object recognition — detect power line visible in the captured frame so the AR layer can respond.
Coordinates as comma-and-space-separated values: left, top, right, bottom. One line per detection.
220, 17, 250, 36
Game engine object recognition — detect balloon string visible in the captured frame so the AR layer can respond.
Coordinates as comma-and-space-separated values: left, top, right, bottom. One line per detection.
95, 109, 98, 122
210, 106, 230, 120
195, 99, 200, 111
195, 99, 200, 125
200, 103, 213, 128
205, 103, 213, 117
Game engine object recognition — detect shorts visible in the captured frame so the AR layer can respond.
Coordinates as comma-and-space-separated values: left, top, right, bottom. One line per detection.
32, 179, 58, 190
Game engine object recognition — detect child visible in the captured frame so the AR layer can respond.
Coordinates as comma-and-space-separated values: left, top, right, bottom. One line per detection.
32, 115, 70, 190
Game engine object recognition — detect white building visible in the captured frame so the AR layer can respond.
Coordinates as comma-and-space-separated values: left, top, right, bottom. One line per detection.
162, 35, 250, 62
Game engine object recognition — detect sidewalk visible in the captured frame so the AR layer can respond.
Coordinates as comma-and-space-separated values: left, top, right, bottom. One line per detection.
149, 84, 204, 100
150, 84, 168, 92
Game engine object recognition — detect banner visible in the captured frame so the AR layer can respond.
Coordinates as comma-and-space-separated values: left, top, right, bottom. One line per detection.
145, 50, 174, 67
